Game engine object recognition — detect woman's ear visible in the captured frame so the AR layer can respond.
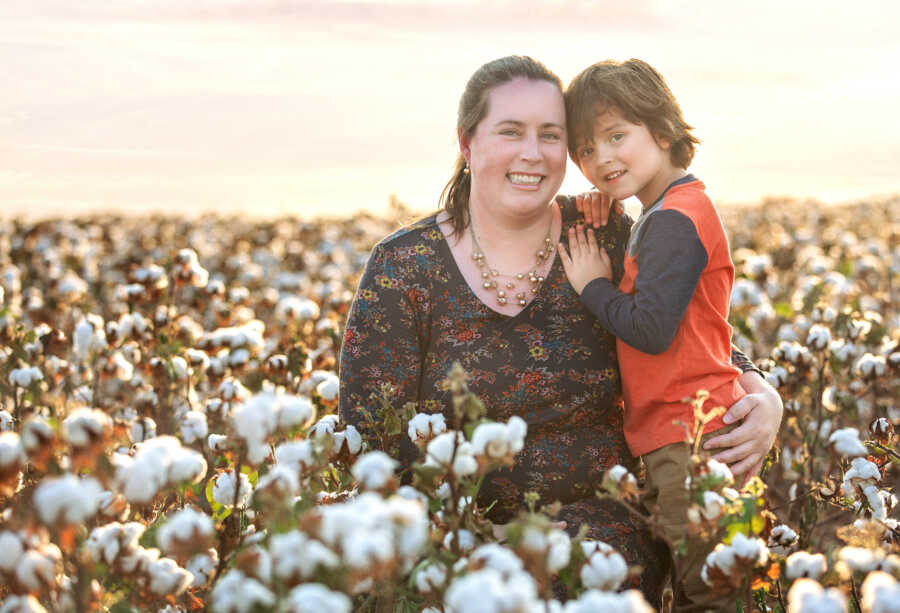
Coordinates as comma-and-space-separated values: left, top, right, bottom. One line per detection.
458, 128, 471, 164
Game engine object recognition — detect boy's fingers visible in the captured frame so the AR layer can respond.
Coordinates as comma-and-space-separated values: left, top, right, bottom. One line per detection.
728, 454, 763, 479
709, 440, 753, 465
575, 193, 585, 213
589, 192, 605, 228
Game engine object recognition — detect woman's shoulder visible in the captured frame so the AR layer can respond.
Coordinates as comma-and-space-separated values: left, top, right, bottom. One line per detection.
373, 213, 444, 251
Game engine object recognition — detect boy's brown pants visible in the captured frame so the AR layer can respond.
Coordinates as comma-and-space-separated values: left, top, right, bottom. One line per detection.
642, 426, 736, 613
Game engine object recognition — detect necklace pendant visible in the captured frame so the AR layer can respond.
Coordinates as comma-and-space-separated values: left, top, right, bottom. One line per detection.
505, 281, 514, 289
497, 290, 506, 298
536, 250, 545, 259
516, 273, 524, 280
490, 269, 499, 277
497, 296, 507, 305
483, 281, 492, 289
481, 271, 489, 279
518, 298, 527, 306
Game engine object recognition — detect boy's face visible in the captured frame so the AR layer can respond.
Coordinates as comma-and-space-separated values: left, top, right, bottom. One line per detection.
574, 107, 682, 208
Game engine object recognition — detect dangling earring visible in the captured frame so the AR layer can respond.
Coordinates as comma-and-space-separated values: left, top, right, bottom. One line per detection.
462, 162, 470, 175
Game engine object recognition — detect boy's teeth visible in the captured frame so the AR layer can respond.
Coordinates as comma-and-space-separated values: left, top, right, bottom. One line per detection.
606, 171, 624, 180
508, 173, 541, 185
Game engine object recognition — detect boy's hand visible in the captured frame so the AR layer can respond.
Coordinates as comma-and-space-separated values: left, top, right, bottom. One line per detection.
575, 191, 623, 228
557, 224, 613, 295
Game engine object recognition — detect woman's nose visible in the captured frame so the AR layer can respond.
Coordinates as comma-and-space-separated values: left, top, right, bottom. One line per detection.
520, 134, 542, 161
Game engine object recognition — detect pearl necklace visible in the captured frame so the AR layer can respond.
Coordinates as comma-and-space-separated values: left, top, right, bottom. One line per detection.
469, 222, 553, 307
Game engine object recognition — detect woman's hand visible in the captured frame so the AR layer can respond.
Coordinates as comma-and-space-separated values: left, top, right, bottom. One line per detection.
575, 191, 623, 228
703, 372, 784, 483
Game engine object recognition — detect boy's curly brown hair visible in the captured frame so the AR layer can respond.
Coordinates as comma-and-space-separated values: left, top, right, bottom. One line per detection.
565, 59, 699, 169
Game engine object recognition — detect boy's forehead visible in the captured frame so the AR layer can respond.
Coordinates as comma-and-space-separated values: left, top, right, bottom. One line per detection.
591, 107, 627, 131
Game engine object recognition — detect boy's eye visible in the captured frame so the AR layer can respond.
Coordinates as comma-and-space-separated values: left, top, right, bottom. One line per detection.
578, 147, 594, 159
610, 133, 625, 143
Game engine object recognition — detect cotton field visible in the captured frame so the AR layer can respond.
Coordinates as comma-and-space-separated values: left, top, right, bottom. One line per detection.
0, 196, 897, 612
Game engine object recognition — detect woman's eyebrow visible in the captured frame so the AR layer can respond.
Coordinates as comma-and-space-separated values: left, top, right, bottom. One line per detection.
495, 120, 564, 129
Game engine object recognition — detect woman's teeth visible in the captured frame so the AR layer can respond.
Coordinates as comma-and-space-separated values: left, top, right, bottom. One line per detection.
508, 173, 542, 185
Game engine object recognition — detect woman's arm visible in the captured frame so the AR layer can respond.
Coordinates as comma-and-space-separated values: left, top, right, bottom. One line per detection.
339, 242, 424, 461
703, 370, 784, 482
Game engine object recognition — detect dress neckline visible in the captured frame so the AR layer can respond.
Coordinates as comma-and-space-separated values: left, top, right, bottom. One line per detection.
429, 213, 560, 320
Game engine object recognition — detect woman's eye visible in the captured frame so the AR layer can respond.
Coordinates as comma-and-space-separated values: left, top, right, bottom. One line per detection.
542, 132, 561, 141
500, 129, 520, 136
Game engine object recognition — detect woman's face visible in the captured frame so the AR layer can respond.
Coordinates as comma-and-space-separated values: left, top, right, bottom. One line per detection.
461, 78, 567, 220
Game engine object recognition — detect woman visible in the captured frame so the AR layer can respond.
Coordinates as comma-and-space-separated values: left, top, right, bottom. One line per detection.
338, 56, 782, 603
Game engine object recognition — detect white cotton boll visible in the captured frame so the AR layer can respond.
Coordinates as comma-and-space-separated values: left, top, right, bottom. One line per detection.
186, 550, 218, 588
167, 448, 208, 485
395, 485, 428, 507
147, 557, 193, 596
0, 595, 49, 613
765, 365, 790, 388
157, 508, 214, 554
837, 546, 880, 575
444, 567, 539, 613
16, 545, 62, 592
415, 560, 448, 593
563, 589, 654, 613
0, 530, 24, 572
309, 413, 339, 440
343, 529, 394, 570
731, 278, 763, 307
118, 436, 207, 504
828, 427, 868, 457
72, 314, 107, 361
581, 545, 628, 591
545, 529, 572, 572
408, 412, 448, 444
470, 543, 524, 576
700, 491, 727, 521
274, 439, 317, 474
252, 464, 300, 501
8, 366, 43, 387
351, 451, 398, 491
855, 353, 887, 379
208, 434, 228, 452
209, 570, 276, 613
282, 583, 351, 613
277, 395, 315, 430
275, 295, 320, 323
270, 531, 340, 582
786, 578, 847, 613
425, 431, 478, 476
806, 324, 832, 351
62, 408, 112, 447
471, 416, 527, 462
0, 431, 26, 471
785, 551, 827, 580
212, 470, 251, 508
861, 571, 900, 613
768, 524, 799, 556
443, 529, 476, 553
843, 457, 882, 497
315, 373, 340, 401
339, 424, 362, 455
218, 378, 251, 402
179, 411, 208, 445
34, 474, 102, 525
863, 484, 889, 520
0, 410, 13, 431
830, 339, 859, 363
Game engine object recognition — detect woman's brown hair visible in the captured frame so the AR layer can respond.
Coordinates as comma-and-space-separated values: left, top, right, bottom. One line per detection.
439, 56, 563, 239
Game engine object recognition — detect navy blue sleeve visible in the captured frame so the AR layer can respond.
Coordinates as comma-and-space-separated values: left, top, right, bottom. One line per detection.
579, 209, 708, 354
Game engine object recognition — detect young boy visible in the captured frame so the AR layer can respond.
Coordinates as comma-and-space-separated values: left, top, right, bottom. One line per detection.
557, 59, 744, 610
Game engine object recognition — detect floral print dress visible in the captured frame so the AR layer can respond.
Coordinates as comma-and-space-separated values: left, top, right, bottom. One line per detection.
339, 203, 748, 603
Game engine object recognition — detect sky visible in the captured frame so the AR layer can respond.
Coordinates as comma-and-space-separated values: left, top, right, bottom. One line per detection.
2, 0, 899, 219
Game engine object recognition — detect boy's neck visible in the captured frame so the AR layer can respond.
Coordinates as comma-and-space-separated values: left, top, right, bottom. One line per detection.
639, 168, 688, 210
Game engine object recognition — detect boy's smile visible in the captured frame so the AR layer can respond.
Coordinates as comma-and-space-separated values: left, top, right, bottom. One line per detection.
575, 108, 684, 208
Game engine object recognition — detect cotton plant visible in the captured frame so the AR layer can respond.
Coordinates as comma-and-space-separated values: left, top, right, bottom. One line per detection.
0, 203, 897, 612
